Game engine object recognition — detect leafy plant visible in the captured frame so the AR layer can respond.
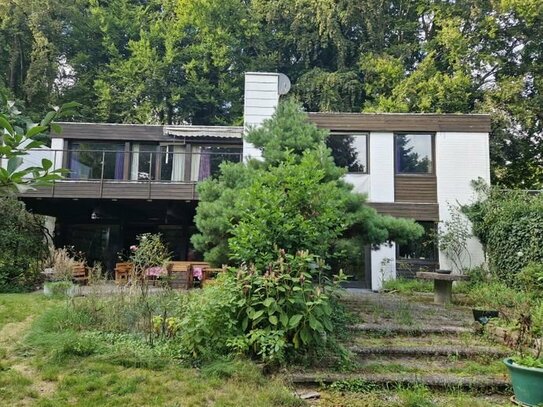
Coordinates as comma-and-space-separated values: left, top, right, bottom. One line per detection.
463, 182, 543, 283
438, 204, 473, 273
0, 99, 78, 194
0, 197, 49, 292
178, 251, 347, 365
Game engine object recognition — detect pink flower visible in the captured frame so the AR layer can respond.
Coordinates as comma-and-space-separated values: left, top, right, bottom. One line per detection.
130, 245, 138, 251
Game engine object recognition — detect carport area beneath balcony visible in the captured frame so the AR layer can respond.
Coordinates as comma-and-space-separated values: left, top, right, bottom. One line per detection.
22, 198, 200, 276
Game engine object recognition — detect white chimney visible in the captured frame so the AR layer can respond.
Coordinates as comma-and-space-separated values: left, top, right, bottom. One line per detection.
243, 72, 290, 160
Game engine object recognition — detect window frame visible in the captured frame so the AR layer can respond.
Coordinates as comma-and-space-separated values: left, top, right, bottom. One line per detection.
327, 132, 370, 175
396, 221, 439, 261
394, 132, 435, 176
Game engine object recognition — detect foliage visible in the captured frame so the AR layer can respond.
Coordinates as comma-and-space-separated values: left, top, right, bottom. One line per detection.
2, 1, 542, 187
438, 205, 473, 273
228, 251, 345, 363
129, 233, 171, 281
177, 273, 242, 360
463, 182, 543, 283
176, 252, 349, 365
43, 281, 75, 298
382, 278, 433, 294
0, 98, 77, 194
47, 247, 81, 282
517, 263, 543, 297
193, 100, 423, 267
0, 197, 48, 292
228, 154, 347, 267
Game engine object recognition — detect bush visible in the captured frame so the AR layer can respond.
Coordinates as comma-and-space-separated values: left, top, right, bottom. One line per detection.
0, 197, 49, 292
464, 183, 543, 283
178, 251, 346, 365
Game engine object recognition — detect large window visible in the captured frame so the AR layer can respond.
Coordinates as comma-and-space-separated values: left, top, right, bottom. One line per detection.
395, 133, 433, 174
326, 134, 368, 173
68, 142, 125, 180
160, 145, 186, 181
190, 145, 242, 181
131, 144, 158, 181
398, 221, 437, 261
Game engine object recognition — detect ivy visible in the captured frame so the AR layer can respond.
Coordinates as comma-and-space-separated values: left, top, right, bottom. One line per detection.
464, 182, 543, 284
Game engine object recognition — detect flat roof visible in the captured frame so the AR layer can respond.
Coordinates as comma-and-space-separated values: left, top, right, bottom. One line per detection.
308, 112, 491, 133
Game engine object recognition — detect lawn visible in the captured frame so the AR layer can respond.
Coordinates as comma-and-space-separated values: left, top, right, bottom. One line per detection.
0, 293, 302, 407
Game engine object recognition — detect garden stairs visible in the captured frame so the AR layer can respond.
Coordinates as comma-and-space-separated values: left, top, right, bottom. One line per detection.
289, 291, 511, 397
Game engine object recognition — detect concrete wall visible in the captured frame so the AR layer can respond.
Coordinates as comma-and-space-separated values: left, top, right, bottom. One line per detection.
435, 131, 490, 272
366, 132, 397, 290
243, 73, 281, 160
6, 137, 65, 178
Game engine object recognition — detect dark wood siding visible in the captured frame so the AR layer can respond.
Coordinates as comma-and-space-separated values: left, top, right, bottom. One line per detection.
394, 175, 437, 203
369, 202, 439, 221
59, 123, 165, 141
21, 181, 198, 201
308, 113, 491, 133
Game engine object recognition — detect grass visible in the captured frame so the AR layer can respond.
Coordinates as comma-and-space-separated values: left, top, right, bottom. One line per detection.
318, 384, 511, 406
382, 278, 433, 294
0, 293, 303, 407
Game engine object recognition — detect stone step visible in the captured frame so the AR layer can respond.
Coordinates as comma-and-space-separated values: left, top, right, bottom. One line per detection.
353, 356, 507, 377
349, 344, 509, 359
349, 323, 473, 336
348, 334, 503, 351
289, 373, 510, 393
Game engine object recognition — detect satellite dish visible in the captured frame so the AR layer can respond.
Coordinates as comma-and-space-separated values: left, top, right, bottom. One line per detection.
278, 73, 291, 95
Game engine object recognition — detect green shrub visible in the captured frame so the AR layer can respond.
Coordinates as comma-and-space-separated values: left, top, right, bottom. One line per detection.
517, 263, 543, 296
179, 251, 346, 365
0, 197, 49, 292
464, 184, 543, 283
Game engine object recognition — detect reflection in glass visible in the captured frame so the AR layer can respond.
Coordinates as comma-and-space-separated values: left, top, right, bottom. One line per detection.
68, 142, 125, 180
131, 144, 157, 181
160, 145, 185, 181
190, 146, 242, 181
398, 221, 437, 260
396, 134, 433, 174
326, 134, 367, 173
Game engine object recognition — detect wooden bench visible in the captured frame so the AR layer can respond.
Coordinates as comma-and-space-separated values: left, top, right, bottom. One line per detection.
167, 261, 211, 289
416, 271, 469, 305
114, 262, 133, 285
72, 263, 89, 285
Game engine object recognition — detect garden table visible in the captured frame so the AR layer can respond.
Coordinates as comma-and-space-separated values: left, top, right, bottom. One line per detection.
416, 271, 469, 305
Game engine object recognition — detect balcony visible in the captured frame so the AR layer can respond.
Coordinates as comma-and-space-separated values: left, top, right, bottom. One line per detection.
21, 148, 242, 201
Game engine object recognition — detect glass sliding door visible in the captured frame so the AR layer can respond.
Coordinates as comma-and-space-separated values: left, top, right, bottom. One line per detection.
160, 145, 185, 181
131, 144, 158, 181
190, 145, 242, 181
68, 142, 125, 180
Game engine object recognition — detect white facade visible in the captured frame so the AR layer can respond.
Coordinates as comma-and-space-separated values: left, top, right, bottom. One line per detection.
243, 72, 282, 160
435, 132, 490, 272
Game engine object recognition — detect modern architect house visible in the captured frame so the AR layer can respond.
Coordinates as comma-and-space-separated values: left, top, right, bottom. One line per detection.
19, 72, 491, 290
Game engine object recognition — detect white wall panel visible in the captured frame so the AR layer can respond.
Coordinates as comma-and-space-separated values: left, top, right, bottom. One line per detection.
368, 132, 395, 202
435, 131, 490, 272
344, 174, 370, 195
371, 243, 396, 291
243, 73, 281, 160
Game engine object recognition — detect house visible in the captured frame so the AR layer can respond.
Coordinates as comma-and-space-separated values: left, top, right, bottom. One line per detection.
19, 72, 491, 290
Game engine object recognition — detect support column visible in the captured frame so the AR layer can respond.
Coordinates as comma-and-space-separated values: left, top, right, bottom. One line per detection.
371, 243, 396, 291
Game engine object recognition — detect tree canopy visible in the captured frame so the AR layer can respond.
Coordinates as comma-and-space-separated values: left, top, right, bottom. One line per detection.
1, 0, 542, 187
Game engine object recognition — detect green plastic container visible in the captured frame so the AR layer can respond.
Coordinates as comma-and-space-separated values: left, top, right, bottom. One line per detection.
504, 358, 543, 406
